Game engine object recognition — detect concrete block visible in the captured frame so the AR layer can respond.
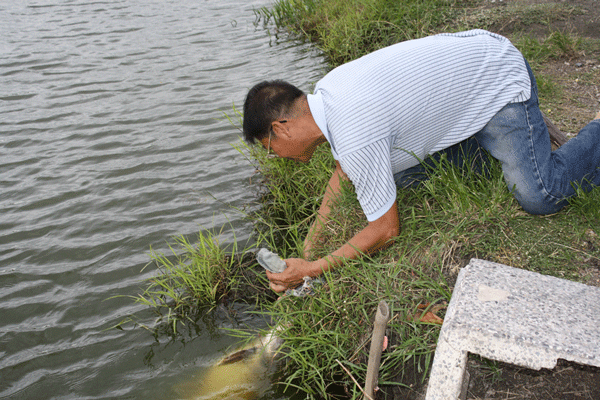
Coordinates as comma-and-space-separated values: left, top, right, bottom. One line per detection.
425, 258, 600, 400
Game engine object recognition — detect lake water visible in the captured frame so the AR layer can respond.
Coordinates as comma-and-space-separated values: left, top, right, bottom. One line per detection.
0, 1, 324, 398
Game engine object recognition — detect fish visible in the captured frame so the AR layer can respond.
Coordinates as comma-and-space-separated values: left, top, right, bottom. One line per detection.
175, 327, 284, 400
175, 249, 315, 399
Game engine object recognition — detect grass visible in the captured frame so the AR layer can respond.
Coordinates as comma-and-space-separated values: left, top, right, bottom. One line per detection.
133, 0, 600, 398
250, 147, 599, 399
133, 227, 273, 334
135, 230, 240, 332
513, 30, 584, 67
136, 143, 600, 397
263, 260, 449, 397
238, 141, 335, 257
255, 0, 472, 65
254, 0, 588, 68
246, 145, 600, 398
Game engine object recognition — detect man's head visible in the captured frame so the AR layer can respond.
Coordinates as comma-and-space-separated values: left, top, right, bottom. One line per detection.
243, 80, 305, 145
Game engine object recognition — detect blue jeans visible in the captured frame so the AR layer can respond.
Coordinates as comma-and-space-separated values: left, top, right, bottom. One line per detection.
394, 60, 600, 215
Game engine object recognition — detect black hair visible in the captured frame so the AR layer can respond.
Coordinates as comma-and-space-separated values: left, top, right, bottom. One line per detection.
242, 80, 304, 144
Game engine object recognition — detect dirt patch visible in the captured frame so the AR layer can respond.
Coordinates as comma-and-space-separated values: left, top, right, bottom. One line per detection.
467, 358, 600, 400
389, 358, 600, 400
536, 59, 600, 133
484, 0, 600, 133
491, 0, 600, 40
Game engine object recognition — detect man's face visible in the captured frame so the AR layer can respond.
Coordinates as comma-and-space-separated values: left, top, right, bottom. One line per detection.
259, 121, 312, 163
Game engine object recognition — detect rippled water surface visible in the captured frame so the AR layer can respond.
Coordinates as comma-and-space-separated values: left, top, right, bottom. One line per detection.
0, 1, 324, 398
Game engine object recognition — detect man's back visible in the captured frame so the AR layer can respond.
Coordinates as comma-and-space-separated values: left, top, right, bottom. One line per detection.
307, 30, 532, 221
311, 30, 531, 164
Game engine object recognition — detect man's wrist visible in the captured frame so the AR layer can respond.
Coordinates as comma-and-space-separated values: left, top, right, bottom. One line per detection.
313, 255, 343, 274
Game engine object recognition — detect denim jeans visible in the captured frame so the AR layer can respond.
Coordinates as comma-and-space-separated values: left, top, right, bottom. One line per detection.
394, 60, 600, 215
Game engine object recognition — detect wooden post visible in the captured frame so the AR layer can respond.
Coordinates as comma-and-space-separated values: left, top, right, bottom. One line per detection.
364, 301, 390, 400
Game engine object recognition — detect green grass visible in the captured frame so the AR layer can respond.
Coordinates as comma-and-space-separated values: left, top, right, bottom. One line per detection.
513, 30, 584, 67
255, 0, 473, 65
133, 227, 272, 334
253, 254, 450, 398
136, 138, 600, 397
234, 144, 599, 398
240, 143, 335, 257
135, 231, 239, 332
254, 0, 587, 68
133, 0, 600, 398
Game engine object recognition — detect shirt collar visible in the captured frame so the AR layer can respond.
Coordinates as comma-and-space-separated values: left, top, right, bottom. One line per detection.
307, 91, 337, 159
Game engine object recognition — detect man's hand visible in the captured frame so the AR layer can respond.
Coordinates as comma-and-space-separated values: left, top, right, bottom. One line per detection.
267, 199, 399, 292
266, 258, 316, 293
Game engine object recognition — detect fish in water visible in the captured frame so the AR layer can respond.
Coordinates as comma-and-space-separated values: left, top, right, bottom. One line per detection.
175, 328, 284, 400
176, 249, 315, 399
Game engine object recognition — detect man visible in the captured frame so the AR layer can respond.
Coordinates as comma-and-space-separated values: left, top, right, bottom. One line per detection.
242, 29, 600, 292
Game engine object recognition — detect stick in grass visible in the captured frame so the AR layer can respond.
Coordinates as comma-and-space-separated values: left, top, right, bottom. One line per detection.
335, 359, 374, 400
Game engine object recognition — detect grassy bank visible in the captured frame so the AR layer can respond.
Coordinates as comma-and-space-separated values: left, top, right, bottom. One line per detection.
246, 141, 599, 399
256, 0, 466, 65
136, 0, 600, 399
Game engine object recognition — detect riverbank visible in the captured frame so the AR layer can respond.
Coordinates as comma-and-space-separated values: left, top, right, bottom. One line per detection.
139, 1, 600, 399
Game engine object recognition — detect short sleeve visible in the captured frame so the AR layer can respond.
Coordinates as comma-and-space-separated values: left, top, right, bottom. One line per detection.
338, 138, 397, 222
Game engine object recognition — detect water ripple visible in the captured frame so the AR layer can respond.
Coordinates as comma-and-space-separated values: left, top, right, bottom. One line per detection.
0, 0, 324, 398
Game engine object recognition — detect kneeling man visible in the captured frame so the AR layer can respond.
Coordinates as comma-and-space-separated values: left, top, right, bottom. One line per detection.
242, 30, 600, 292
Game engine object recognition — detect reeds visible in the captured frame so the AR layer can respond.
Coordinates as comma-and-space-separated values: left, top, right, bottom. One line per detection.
134, 231, 238, 329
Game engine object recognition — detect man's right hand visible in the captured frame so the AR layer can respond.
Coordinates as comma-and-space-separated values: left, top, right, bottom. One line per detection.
266, 258, 317, 292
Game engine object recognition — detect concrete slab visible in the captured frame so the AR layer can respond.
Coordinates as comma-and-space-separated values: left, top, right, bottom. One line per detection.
425, 258, 600, 400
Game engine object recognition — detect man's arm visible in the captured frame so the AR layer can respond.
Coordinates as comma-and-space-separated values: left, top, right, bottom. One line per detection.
267, 199, 400, 292
303, 160, 348, 258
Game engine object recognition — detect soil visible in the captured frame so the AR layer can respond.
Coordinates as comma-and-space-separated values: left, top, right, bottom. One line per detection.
490, 0, 600, 134
466, 358, 600, 400
389, 2, 600, 399
388, 357, 600, 400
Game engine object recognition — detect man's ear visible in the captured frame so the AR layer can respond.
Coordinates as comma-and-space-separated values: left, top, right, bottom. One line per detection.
271, 120, 292, 140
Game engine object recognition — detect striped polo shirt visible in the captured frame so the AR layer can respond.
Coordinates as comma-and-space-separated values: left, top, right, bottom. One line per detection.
307, 29, 531, 221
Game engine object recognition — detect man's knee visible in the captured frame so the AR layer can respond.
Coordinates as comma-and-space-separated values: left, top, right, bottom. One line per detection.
511, 185, 568, 215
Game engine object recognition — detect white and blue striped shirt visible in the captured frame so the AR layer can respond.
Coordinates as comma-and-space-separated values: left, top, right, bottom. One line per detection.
307, 30, 531, 221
